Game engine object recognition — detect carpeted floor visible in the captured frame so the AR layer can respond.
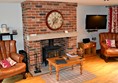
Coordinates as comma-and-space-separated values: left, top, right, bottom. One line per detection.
2, 65, 96, 83
41, 65, 96, 83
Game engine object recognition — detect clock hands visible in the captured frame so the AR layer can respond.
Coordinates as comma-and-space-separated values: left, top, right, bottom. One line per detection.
52, 17, 58, 26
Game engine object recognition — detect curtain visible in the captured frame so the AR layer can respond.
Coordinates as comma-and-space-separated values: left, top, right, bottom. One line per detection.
108, 6, 118, 33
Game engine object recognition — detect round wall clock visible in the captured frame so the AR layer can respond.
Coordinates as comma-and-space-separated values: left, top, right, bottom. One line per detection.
46, 10, 63, 30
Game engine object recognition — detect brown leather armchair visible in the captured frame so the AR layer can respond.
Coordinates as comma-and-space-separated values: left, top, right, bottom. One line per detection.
99, 32, 118, 62
0, 40, 26, 82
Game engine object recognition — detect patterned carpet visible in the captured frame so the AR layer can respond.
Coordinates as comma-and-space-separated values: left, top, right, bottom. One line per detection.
41, 65, 96, 83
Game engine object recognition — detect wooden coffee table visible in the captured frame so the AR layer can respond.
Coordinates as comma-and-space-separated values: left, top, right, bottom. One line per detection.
47, 56, 83, 81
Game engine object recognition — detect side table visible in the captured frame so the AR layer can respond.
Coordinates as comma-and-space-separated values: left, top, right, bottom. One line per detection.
0, 33, 17, 40
78, 41, 96, 55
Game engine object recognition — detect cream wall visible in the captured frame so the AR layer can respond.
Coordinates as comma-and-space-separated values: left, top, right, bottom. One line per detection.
77, 5, 109, 50
0, 3, 24, 52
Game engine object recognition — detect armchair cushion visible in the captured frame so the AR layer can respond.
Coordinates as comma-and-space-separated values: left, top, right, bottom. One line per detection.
0, 59, 11, 68
104, 48, 118, 57
7, 57, 17, 66
106, 39, 116, 47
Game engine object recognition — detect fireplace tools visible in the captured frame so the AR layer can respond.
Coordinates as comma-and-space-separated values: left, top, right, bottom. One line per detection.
34, 51, 41, 73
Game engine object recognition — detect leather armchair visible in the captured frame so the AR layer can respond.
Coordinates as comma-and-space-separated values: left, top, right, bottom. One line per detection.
0, 40, 26, 82
99, 32, 118, 62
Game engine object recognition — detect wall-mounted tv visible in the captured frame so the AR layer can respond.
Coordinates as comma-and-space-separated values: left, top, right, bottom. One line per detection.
86, 15, 107, 30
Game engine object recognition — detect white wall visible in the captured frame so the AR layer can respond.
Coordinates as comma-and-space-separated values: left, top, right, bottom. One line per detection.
77, 5, 109, 50
0, 3, 109, 52
0, 3, 24, 52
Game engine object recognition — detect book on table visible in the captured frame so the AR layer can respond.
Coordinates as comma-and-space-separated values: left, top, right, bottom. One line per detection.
55, 59, 67, 64
66, 53, 80, 60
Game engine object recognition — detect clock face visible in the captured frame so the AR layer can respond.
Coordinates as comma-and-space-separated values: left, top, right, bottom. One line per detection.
46, 10, 63, 30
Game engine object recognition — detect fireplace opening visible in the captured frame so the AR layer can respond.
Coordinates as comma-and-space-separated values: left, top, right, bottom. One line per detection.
42, 39, 61, 66
49, 39, 54, 46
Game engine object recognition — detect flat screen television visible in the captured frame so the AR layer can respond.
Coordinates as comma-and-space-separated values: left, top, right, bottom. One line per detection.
86, 15, 107, 30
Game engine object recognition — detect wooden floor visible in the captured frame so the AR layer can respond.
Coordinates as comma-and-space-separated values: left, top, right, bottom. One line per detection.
9, 54, 118, 83
83, 54, 118, 83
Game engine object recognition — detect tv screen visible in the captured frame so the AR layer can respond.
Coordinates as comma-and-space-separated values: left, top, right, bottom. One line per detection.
86, 15, 107, 29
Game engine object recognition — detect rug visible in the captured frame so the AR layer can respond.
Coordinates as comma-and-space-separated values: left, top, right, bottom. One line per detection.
41, 65, 96, 83
2, 74, 23, 83
2, 73, 45, 83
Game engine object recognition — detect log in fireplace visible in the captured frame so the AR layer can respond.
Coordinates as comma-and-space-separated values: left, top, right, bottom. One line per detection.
42, 39, 61, 66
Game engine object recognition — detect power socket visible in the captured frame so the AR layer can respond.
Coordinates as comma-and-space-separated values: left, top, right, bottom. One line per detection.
92, 37, 96, 41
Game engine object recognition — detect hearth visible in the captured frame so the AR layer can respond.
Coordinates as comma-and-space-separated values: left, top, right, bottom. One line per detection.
42, 39, 61, 66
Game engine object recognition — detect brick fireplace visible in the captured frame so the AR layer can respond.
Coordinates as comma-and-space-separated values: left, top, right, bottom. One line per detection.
22, 1, 77, 72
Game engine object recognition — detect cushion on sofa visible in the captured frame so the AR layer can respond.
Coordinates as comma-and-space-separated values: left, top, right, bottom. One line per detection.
7, 57, 17, 66
106, 39, 116, 47
0, 59, 11, 68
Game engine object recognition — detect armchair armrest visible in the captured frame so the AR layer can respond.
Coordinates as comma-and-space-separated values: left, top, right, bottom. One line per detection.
100, 42, 109, 49
10, 53, 24, 63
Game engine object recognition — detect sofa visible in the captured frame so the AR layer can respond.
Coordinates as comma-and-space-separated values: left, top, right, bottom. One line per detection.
99, 32, 118, 62
0, 40, 26, 82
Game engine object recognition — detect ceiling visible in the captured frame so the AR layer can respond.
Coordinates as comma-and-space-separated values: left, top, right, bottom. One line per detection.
0, 0, 118, 6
